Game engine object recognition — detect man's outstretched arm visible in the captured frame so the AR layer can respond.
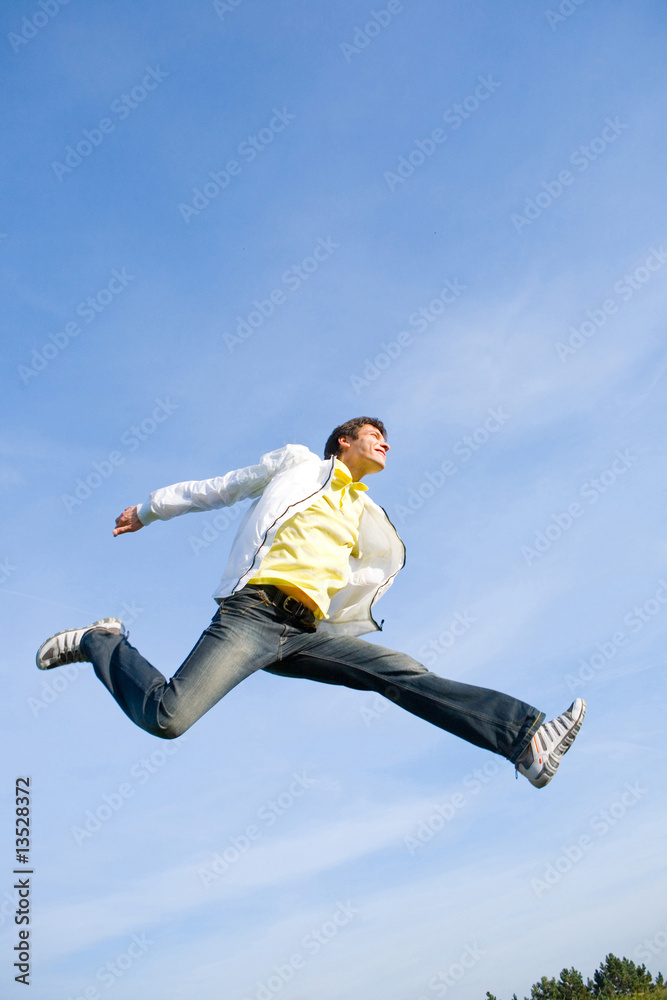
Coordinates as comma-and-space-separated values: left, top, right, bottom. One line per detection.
113, 506, 144, 536
110, 445, 315, 535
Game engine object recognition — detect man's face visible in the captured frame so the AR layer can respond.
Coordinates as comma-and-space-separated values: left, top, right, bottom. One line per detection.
338, 424, 390, 477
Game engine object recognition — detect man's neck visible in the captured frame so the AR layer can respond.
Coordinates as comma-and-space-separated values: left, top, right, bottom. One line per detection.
337, 456, 366, 482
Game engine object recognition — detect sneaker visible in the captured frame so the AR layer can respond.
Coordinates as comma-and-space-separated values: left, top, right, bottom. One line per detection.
36, 618, 125, 670
516, 698, 586, 788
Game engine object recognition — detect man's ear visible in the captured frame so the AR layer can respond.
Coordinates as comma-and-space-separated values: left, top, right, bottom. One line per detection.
338, 435, 351, 454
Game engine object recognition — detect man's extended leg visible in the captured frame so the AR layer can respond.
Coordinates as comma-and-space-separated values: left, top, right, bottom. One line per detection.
45, 590, 284, 738
266, 627, 545, 763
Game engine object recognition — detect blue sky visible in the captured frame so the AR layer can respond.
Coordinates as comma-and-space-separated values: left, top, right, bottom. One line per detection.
2, 0, 666, 997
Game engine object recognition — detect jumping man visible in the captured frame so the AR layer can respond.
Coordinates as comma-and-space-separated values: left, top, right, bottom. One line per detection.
36, 417, 586, 788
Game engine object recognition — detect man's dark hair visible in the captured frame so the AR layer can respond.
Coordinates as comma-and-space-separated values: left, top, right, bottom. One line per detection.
323, 417, 387, 459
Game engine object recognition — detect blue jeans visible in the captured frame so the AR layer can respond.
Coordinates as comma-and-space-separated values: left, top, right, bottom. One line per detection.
81, 587, 544, 763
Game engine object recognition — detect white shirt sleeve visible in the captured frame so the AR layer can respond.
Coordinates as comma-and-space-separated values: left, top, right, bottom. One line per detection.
136, 444, 313, 525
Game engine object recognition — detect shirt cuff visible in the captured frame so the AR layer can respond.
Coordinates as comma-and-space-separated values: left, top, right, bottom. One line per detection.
137, 502, 159, 525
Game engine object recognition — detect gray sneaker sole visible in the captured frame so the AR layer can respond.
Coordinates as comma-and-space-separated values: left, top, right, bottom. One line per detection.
542, 699, 587, 781
36, 618, 124, 670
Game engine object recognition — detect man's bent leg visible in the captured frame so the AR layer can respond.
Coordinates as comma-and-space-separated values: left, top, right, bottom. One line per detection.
270, 630, 543, 762
82, 592, 280, 738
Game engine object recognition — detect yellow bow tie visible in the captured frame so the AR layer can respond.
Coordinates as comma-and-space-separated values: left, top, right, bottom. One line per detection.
331, 469, 367, 494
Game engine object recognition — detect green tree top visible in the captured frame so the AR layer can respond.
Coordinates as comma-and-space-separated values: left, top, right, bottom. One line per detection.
485, 953, 666, 1000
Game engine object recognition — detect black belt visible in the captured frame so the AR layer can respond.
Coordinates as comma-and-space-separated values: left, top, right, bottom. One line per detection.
245, 584, 319, 628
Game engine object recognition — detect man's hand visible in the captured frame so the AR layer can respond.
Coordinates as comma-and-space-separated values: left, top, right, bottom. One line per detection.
113, 506, 144, 536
